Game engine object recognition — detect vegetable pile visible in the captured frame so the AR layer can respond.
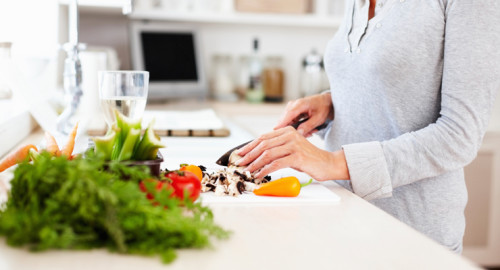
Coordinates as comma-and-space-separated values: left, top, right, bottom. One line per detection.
0, 151, 229, 263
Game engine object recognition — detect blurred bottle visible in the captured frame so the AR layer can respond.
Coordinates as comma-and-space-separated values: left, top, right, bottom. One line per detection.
300, 49, 328, 97
263, 56, 284, 102
246, 38, 264, 103
211, 54, 237, 101
235, 55, 249, 99
0, 42, 14, 99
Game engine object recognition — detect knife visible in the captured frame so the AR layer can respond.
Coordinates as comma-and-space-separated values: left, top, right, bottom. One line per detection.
215, 115, 328, 167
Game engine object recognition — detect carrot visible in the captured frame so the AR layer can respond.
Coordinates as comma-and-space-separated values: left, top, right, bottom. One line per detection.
0, 144, 38, 173
61, 122, 79, 158
45, 132, 60, 156
253, 177, 312, 197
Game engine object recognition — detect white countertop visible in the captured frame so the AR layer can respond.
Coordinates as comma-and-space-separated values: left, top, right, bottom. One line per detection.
0, 101, 481, 270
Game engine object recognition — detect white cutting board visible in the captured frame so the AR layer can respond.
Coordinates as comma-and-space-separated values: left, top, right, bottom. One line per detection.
197, 183, 340, 206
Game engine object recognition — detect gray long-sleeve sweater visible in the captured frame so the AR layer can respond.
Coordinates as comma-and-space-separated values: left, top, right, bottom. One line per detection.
321, 0, 500, 252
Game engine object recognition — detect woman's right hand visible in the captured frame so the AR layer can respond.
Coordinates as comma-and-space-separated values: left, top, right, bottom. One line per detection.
275, 92, 333, 137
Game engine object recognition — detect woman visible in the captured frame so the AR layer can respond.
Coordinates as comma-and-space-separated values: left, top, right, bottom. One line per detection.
236, 0, 500, 253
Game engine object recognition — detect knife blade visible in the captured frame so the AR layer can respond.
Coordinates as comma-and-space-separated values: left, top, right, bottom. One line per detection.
215, 116, 328, 167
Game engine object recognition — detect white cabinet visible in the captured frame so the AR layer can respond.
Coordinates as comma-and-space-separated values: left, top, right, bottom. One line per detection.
64, 0, 344, 100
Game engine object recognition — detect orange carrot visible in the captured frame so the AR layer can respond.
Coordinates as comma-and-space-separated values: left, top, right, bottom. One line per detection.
45, 132, 60, 156
61, 122, 79, 158
0, 144, 38, 173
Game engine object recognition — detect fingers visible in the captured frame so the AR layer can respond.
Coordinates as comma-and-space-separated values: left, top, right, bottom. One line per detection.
244, 141, 292, 173
253, 155, 295, 179
295, 114, 324, 136
237, 127, 292, 157
237, 136, 287, 167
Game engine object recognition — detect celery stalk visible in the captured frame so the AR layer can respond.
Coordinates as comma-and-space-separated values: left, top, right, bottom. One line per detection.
117, 128, 141, 161
92, 111, 164, 161
133, 120, 165, 161
92, 129, 117, 161
29, 148, 40, 163
111, 109, 142, 161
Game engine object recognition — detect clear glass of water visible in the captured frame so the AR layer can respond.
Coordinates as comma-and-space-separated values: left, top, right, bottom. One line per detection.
98, 71, 149, 127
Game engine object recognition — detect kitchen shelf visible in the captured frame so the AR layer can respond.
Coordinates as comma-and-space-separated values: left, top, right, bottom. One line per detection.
129, 10, 342, 28
59, 0, 125, 8
59, 0, 126, 14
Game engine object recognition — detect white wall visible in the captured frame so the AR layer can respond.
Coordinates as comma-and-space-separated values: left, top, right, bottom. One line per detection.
0, 0, 59, 58
0, 0, 60, 104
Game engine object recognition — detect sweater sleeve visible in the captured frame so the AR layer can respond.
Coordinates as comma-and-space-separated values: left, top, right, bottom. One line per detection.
342, 0, 500, 200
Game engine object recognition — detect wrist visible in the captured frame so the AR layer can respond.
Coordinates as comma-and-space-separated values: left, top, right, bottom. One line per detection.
331, 150, 350, 180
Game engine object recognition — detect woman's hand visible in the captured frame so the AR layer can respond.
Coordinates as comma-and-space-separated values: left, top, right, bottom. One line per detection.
236, 126, 350, 181
275, 92, 334, 137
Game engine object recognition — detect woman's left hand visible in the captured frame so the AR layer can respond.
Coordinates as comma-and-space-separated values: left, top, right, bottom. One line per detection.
236, 126, 350, 181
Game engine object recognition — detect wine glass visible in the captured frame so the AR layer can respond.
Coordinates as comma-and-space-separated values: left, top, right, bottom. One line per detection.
98, 71, 149, 127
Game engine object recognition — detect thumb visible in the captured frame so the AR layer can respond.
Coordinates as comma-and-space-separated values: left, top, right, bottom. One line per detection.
274, 110, 302, 130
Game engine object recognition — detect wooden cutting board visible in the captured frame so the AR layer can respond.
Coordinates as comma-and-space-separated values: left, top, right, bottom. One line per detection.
87, 109, 230, 137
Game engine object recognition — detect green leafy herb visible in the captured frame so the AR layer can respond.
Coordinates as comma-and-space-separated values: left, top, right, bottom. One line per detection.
0, 151, 229, 264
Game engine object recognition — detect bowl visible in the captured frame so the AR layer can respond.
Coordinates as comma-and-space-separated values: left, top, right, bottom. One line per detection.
87, 140, 164, 177
129, 151, 164, 177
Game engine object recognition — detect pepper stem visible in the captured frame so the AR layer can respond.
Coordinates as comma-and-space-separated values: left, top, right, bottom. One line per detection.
300, 179, 313, 188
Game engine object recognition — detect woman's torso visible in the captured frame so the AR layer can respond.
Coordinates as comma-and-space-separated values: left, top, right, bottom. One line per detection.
322, 0, 467, 252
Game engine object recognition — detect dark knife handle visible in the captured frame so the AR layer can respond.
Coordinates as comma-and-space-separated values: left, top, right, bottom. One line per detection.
291, 116, 328, 131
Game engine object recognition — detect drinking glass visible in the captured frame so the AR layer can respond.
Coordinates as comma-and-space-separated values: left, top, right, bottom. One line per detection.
98, 71, 149, 127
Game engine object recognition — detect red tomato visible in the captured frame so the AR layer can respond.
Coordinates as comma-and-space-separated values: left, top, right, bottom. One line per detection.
165, 170, 201, 202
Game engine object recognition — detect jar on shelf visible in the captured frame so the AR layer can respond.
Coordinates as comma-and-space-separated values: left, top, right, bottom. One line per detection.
262, 56, 284, 102
235, 55, 250, 99
211, 54, 237, 101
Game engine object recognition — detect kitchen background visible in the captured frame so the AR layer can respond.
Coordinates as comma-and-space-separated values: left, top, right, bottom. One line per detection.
0, 0, 499, 268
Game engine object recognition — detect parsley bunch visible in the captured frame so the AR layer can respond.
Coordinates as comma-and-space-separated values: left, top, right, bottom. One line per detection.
0, 151, 229, 263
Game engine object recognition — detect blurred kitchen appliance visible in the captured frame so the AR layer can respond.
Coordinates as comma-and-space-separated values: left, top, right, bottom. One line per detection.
263, 56, 284, 102
130, 21, 207, 101
300, 49, 328, 97
235, 0, 312, 14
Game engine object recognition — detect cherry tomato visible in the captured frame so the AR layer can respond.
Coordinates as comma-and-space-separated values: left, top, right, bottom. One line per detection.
165, 170, 201, 202
179, 164, 203, 181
